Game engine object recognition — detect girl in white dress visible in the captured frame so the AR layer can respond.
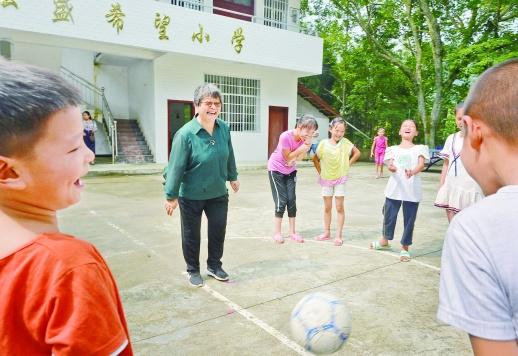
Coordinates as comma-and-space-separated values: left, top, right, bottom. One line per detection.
434, 104, 483, 222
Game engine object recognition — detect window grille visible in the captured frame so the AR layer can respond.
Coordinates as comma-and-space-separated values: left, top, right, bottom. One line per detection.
264, 0, 288, 29
205, 74, 260, 132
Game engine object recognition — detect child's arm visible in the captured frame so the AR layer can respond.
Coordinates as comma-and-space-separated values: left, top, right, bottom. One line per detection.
439, 158, 449, 186
469, 336, 518, 356
294, 149, 308, 161
312, 153, 321, 175
282, 142, 311, 162
386, 159, 397, 173
349, 146, 361, 165
370, 138, 376, 157
406, 156, 426, 178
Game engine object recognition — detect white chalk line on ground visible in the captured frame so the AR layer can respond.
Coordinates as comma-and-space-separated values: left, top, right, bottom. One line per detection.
338, 242, 441, 272
226, 235, 441, 272
89, 210, 315, 354
89, 211, 171, 266
187, 272, 314, 356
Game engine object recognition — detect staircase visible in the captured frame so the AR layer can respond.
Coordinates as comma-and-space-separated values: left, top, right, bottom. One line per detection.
60, 66, 117, 162
116, 120, 154, 163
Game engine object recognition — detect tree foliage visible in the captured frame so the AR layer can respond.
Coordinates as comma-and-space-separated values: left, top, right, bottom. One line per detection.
300, 0, 518, 148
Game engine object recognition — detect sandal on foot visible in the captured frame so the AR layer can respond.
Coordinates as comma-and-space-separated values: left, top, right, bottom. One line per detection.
315, 234, 331, 241
290, 233, 304, 243
273, 233, 284, 244
370, 241, 391, 250
334, 238, 343, 246
400, 250, 411, 262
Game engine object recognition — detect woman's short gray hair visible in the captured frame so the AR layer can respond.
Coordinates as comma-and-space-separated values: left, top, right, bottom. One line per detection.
193, 83, 223, 106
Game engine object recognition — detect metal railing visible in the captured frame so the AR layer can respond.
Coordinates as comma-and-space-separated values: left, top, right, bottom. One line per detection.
170, 0, 302, 32
60, 66, 118, 163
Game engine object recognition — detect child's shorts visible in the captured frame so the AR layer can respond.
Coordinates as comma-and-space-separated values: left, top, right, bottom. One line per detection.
375, 150, 385, 165
322, 183, 347, 197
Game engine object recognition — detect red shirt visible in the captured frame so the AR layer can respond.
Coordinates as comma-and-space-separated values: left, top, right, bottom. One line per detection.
0, 233, 133, 355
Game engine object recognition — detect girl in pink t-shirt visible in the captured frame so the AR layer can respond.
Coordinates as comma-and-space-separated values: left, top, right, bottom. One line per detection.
370, 128, 388, 178
267, 115, 318, 244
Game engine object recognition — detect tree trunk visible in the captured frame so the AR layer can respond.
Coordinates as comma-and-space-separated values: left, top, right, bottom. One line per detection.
416, 82, 429, 144
429, 122, 436, 149
404, 0, 429, 145
419, 0, 443, 149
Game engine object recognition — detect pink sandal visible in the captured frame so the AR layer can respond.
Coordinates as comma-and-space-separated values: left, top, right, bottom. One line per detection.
334, 238, 343, 246
273, 233, 284, 244
290, 233, 304, 243
315, 233, 331, 241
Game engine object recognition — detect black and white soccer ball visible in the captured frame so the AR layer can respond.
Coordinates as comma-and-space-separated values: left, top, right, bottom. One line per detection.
290, 292, 352, 354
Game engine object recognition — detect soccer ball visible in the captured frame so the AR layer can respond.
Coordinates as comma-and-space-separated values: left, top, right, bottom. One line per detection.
290, 292, 352, 354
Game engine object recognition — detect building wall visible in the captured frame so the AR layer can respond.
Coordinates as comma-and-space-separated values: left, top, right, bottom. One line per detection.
11, 42, 62, 71
152, 53, 298, 164
128, 60, 156, 156
61, 48, 95, 83
96, 65, 130, 120
0, 0, 321, 75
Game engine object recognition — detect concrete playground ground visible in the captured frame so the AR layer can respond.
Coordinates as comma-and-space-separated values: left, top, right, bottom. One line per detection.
59, 162, 471, 355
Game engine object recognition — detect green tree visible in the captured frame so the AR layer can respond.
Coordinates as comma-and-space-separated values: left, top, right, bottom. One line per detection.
301, 0, 518, 147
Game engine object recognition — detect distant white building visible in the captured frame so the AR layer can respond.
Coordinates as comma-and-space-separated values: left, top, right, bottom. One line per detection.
0, 0, 322, 163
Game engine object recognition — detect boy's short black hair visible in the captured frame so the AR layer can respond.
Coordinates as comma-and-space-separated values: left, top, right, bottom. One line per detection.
465, 58, 518, 144
0, 58, 81, 157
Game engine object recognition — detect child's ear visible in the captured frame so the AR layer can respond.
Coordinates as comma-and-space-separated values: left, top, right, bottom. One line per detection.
0, 156, 27, 190
464, 115, 483, 150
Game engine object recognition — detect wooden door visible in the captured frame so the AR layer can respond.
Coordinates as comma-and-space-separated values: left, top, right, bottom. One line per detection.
167, 100, 194, 157
268, 106, 288, 159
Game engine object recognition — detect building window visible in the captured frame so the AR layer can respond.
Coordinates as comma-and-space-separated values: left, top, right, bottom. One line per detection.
205, 74, 260, 132
264, 0, 287, 29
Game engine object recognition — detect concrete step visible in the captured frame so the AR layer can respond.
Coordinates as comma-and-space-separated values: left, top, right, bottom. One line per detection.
118, 141, 150, 147
118, 138, 149, 144
116, 155, 155, 163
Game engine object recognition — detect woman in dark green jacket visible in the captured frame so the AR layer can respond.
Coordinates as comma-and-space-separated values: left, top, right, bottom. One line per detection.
164, 83, 239, 287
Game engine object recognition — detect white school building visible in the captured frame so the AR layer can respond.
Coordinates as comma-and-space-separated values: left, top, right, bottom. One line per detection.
0, 0, 324, 164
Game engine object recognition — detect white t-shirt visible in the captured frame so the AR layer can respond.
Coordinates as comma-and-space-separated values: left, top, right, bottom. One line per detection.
383, 145, 429, 202
437, 185, 518, 340
439, 132, 468, 178
83, 119, 97, 132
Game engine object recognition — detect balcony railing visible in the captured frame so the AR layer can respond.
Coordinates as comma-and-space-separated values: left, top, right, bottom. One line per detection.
169, 0, 301, 32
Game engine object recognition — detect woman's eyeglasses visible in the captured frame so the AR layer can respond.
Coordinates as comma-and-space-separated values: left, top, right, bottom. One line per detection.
201, 101, 222, 108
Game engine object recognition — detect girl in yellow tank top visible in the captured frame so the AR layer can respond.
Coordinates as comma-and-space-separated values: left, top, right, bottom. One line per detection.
312, 118, 361, 246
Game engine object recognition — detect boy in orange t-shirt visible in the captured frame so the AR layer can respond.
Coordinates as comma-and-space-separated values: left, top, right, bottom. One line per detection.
0, 59, 133, 355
